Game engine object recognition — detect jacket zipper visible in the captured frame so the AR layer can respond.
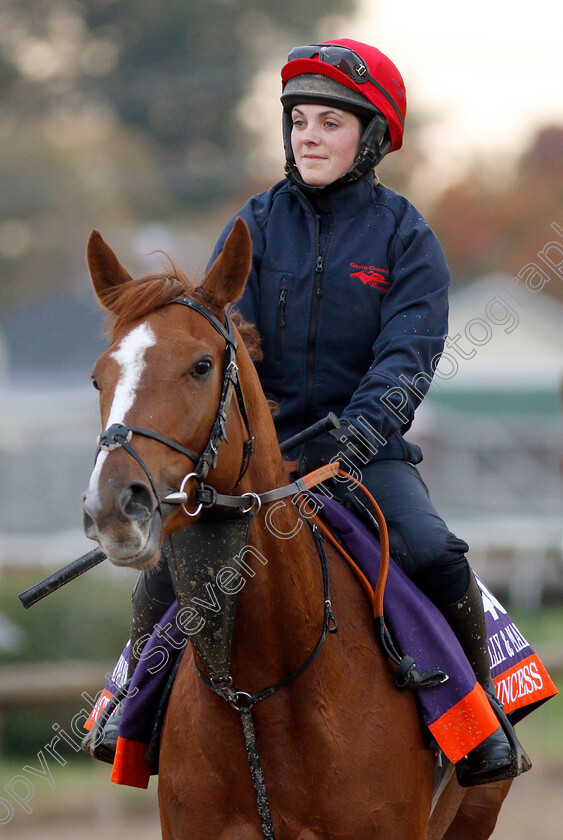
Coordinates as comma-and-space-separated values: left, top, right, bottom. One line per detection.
274, 287, 288, 362
304, 216, 333, 423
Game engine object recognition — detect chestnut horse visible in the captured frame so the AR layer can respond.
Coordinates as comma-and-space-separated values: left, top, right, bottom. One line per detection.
83, 220, 511, 839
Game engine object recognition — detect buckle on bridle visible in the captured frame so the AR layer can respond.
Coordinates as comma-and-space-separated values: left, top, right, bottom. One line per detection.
195, 484, 218, 508
97, 423, 133, 452
225, 359, 239, 383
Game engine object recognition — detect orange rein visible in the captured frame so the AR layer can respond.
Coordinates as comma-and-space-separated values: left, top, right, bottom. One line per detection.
292, 462, 390, 621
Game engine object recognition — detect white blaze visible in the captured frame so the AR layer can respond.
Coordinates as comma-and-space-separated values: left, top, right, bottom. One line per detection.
88, 323, 157, 497
107, 322, 157, 426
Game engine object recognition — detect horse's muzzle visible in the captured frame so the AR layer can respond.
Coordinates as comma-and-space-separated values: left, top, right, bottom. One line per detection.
82, 478, 163, 569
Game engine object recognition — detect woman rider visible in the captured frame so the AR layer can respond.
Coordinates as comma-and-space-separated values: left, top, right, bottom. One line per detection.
90, 38, 529, 788
205, 38, 530, 788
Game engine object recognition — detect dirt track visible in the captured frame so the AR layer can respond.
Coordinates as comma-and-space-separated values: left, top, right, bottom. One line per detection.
2, 763, 561, 839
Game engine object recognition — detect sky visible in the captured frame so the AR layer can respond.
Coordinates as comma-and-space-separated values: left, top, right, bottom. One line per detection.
344, 0, 563, 183
244, 0, 563, 196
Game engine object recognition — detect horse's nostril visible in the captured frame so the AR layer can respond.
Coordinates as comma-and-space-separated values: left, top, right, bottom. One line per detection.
122, 482, 155, 522
83, 508, 96, 538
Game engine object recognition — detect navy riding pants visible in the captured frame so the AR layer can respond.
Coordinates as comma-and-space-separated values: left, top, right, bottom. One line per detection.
336, 458, 470, 607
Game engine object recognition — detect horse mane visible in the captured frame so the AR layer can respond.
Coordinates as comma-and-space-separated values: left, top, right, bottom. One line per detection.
101, 261, 263, 363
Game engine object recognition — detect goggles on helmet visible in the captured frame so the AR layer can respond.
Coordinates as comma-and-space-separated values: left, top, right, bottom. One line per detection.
287, 44, 404, 128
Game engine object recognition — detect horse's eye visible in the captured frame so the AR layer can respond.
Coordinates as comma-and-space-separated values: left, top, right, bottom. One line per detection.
91, 374, 100, 391
191, 358, 213, 379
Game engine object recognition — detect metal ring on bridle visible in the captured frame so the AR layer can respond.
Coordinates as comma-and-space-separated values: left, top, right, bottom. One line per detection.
240, 492, 262, 515
179, 472, 203, 518
232, 691, 254, 710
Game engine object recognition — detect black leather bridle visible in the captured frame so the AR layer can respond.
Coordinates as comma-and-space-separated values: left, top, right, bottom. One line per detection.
96, 296, 254, 517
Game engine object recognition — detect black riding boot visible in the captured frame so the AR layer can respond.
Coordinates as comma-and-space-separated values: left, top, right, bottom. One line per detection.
82, 568, 173, 763
440, 572, 532, 787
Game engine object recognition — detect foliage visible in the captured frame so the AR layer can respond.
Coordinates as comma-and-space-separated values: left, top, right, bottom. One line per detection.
0, 0, 356, 309
2, 568, 561, 759
0, 2, 559, 315
0, 566, 133, 665
0, 0, 355, 206
427, 126, 563, 298
0, 566, 134, 756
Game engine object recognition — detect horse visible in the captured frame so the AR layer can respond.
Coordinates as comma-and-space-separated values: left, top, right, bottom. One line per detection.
82, 219, 512, 839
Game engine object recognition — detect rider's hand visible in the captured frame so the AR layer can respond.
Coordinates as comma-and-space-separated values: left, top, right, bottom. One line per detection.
296, 420, 374, 477
296, 434, 344, 477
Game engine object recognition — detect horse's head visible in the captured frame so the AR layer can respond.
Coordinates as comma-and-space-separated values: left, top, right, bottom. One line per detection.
82, 219, 254, 570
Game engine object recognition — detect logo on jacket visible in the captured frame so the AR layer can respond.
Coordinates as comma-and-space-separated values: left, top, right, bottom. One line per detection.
350, 262, 390, 291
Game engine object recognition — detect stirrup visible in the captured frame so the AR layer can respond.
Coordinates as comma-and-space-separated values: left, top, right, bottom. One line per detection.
456, 693, 532, 787
81, 683, 128, 765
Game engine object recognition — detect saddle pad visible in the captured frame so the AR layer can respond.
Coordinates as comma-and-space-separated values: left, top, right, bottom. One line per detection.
88, 496, 557, 788
312, 494, 557, 726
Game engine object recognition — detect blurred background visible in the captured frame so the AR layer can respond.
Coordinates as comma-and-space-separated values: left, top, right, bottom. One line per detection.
0, 1, 561, 837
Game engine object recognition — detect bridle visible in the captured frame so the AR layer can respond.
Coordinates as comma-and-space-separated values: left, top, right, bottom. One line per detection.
96, 296, 255, 518
96, 295, 342, 520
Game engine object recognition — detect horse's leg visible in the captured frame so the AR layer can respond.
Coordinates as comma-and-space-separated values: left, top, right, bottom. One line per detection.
429, 777, 512, 840
428, 777, 466, 840
441, 781, 512, 840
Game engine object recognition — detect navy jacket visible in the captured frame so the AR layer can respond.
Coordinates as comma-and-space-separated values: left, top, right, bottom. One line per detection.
207, 174, 450, 461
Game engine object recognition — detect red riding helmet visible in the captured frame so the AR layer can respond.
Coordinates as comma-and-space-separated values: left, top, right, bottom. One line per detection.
281, 39, 407, 154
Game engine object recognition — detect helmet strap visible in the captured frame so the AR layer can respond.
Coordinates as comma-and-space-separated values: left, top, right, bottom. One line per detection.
346, 112, 390, 179
282, 109, 296, 167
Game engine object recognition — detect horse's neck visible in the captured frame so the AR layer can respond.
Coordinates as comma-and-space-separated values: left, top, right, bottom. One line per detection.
230, 490, 324, 689
230, 358, 325, 686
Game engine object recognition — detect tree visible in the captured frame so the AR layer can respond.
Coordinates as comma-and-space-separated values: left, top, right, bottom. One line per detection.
428, 125, 563, 298
0, 0, 356, 207
0, 0, 357, 309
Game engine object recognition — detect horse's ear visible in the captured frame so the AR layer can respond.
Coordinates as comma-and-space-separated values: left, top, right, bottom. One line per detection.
87, 230, 134, 310
202, 218, 252, 309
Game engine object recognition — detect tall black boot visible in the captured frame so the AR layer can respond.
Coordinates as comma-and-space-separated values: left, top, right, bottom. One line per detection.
127, 571, 174, 679
440, 572, 532, 787
82, 569, 172, 763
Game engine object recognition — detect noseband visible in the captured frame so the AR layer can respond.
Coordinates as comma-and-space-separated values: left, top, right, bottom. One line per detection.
96, 296, 254, 518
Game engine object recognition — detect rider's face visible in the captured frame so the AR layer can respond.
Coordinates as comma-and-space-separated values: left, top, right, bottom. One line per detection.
291, 103, 362, 187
